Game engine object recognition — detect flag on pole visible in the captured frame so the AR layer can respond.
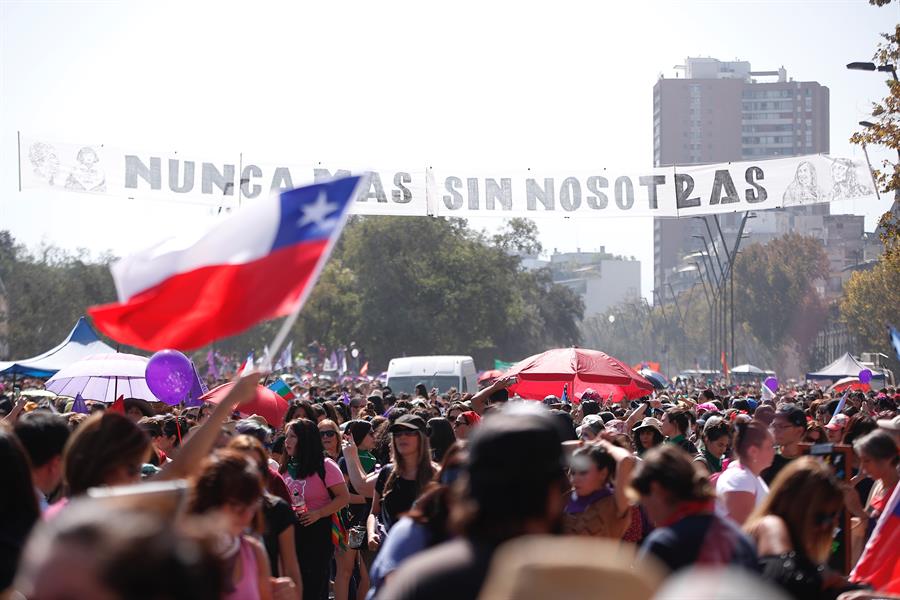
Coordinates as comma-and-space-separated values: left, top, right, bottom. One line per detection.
889, 325, 900, 362
267, 378, 296, 402
761, 382, 776, 403
561, 383, 570, 404
87, 177, 365, 351
72, 393, 89, 415
108, 395, 125, 414
206, 349, 219, 380
281, 341, 294, 369
239, 353, 254, 376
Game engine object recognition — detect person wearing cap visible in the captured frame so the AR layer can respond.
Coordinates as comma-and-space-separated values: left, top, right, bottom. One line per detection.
632, 417, 665, 457
876, 414, 900, 447
452, 411, 481, 441
342, 414, 438, 552
825, 413, 850, 443
761, 403, 807, 485
379, 407, 569, 600
335, 420, 378, 600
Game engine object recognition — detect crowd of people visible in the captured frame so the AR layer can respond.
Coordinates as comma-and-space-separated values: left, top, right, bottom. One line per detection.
0, 369, 898, 599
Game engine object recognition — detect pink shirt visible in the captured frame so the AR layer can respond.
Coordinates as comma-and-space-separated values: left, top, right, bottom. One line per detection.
282, 458, 343, 512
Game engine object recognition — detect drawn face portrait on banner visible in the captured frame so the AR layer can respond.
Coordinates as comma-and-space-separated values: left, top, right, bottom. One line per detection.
28, 142, 60, 186
782, 160, 822, 206
830, 158, 872, 201
65, 146, 106, 192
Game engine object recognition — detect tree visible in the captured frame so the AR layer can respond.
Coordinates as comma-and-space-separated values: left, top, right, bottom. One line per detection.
732, 233, 829, 366
842, 3, 900, 371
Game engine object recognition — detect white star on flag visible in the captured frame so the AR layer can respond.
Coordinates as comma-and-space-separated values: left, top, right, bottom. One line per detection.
297, 190, 339, 229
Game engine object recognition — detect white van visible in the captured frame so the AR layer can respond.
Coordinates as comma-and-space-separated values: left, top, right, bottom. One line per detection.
386, 355, 478, 395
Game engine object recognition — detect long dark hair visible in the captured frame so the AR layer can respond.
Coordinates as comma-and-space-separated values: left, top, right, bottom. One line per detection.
427, 417, 456, 463
382, 430, 436, 505
0, 424, 39, 542
63, 412, 150, 496
281, 418, 327, 479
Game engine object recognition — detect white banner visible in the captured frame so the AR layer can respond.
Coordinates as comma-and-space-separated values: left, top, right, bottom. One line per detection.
19, 135, 877, 218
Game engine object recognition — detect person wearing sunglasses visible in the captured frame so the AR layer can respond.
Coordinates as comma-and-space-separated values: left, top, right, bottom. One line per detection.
341, 414, 438, 554
744, 457, 864, 600
318, 419, 342, 461
452, 411, 481, 441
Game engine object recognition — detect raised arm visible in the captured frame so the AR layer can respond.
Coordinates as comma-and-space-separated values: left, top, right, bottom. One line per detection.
340, 433, 378, 497
595, 438, 637, 515
157, 371, 262, 481
470, 375, 515, 414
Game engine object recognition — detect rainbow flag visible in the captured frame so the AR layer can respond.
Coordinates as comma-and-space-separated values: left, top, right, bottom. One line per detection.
267, 378, 295, 401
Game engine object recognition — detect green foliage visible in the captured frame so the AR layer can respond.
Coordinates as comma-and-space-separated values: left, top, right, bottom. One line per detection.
841, 250, 900, 371
733, 233, 829, 359
0, 217, 583, 371
0, 231, 117, 357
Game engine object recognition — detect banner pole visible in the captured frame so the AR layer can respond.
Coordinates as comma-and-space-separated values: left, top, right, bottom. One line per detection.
17, 131, 22, 192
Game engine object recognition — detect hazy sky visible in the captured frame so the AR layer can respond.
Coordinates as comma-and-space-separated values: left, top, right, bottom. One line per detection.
1, 0, 897, 299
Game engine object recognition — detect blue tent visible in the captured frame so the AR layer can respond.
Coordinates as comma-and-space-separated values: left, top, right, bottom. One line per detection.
0, 318, 117, 378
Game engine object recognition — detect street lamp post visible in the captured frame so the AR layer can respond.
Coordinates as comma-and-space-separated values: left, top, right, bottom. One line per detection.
848, 61, 900, 219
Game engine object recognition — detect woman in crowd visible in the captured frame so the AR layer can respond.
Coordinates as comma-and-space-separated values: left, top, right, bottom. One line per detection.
365, 442, 467, 600
227, 435, 303, 596
318, 418, 342, 461
563, 440, 635, 539
15, 504, 227, 600
632, 417, 665, 457
629, 445, 758, 572
0, 425, 40, 593
426, 417, 455, 463
190, 450, 273, 600
744, 458, 860, 600
804, 424, 827, 444
451, 411, 480, 441
341, 414, 438, 551
693, 416, 731, 476
716, 420, 775, 525
50, 374, 260, 517
280, 418, 350, 600
335, 420, 379, 600
848, 430, 899, 539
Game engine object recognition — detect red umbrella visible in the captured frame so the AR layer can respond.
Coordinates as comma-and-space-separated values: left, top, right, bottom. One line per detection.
506, 348, 654, 403
200, 382, 289, 427
478, 369, 504, 383
827, 377, 870, 394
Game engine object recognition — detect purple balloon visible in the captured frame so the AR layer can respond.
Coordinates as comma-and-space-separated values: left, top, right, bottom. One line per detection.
764, 376, 778, 393
145, 350, 195, 405
859, 369, 872, 385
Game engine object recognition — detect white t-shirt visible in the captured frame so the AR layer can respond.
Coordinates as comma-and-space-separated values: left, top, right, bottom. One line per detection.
715, 461, 769, 521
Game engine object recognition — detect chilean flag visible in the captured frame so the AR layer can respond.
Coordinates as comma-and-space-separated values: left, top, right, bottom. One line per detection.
850, 482, 900, 592
89, 176, 364, 351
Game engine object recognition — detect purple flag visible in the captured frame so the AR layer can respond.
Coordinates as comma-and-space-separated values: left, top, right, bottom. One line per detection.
341, 391, 351, 405
72, 393, 89, 414
206, 349, 219, 380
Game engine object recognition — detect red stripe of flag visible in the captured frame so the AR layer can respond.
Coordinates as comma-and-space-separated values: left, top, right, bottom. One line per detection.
89, 240, 327, 351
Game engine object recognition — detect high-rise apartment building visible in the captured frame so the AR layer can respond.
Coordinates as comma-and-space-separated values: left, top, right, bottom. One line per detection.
653, 57, 832, 295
